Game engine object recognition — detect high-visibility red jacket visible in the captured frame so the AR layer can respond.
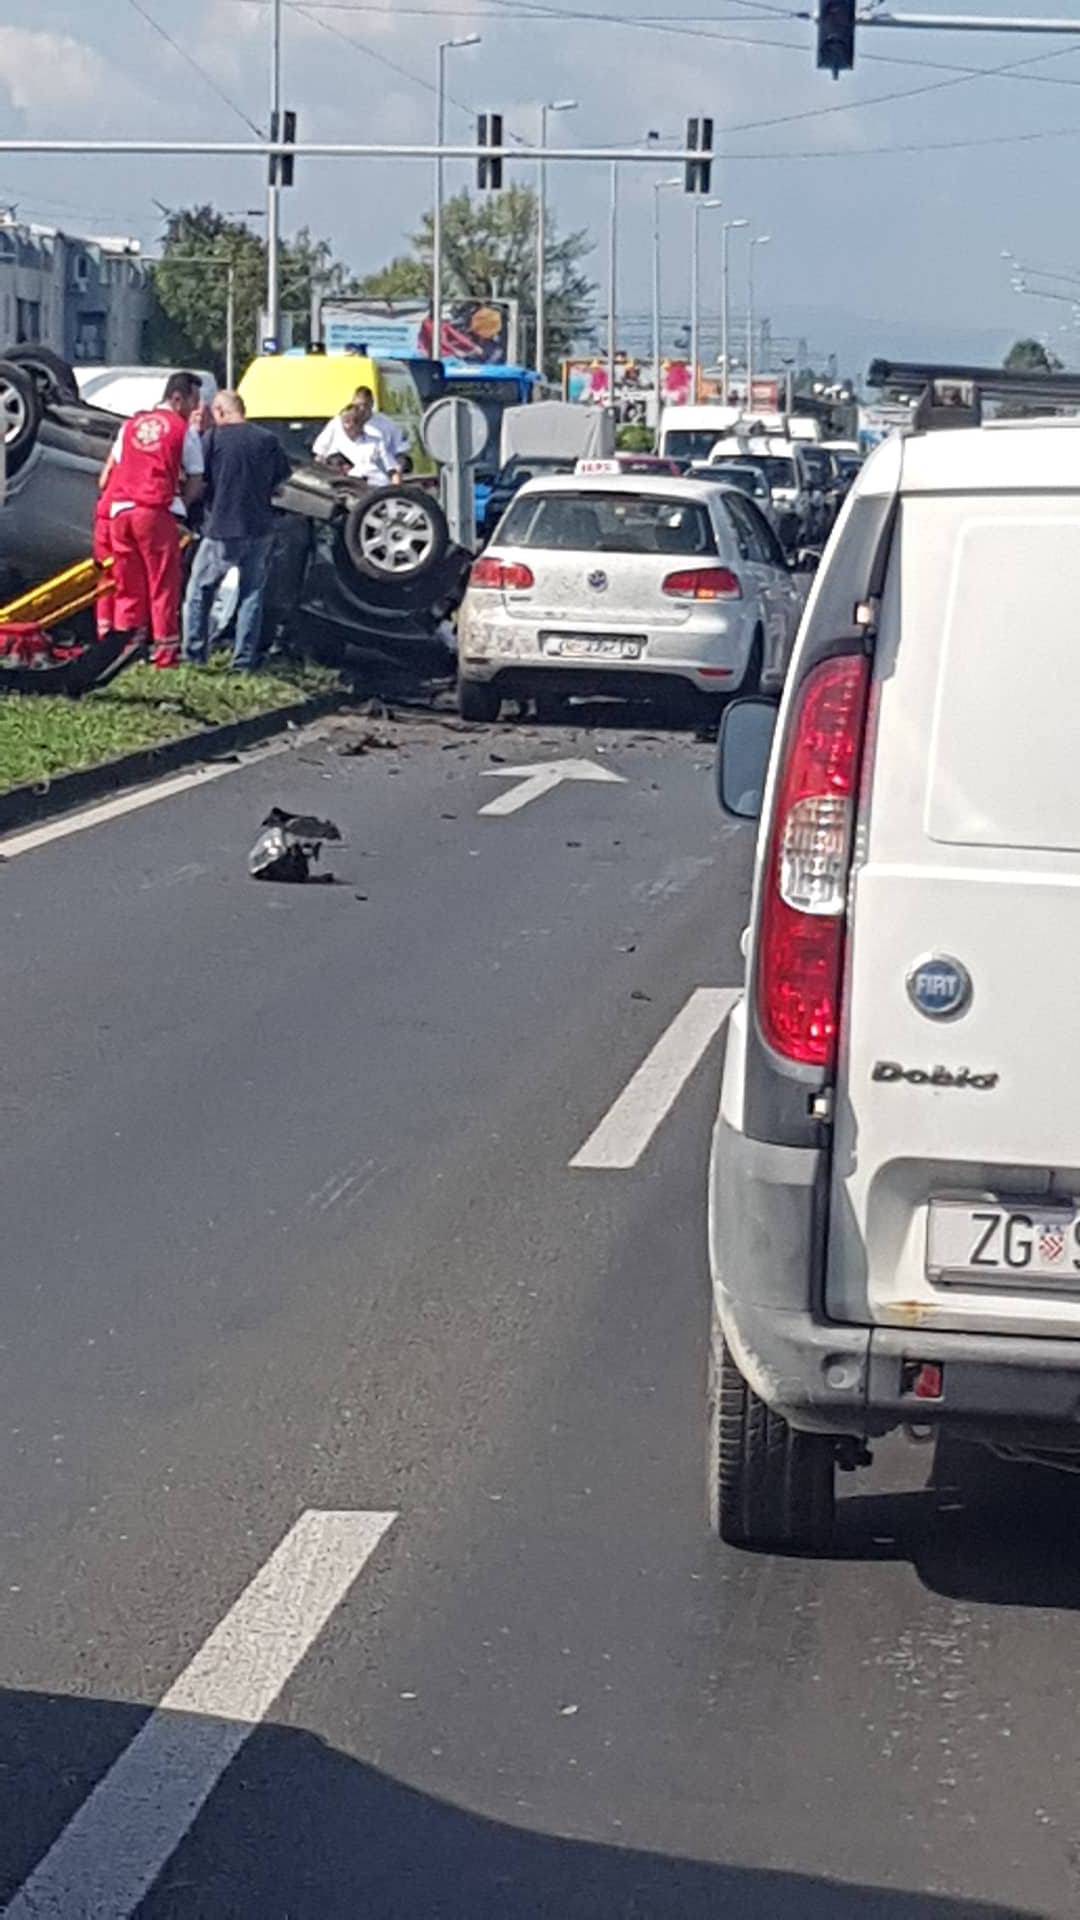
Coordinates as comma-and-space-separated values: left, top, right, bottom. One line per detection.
111, 407, 189, 510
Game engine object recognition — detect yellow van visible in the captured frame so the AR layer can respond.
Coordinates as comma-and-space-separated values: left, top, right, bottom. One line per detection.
237, 352, 442, 474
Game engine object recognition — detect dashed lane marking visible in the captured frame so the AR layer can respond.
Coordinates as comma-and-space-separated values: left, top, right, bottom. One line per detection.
3, 1508, 397, 1920
570, 987, 740, 1170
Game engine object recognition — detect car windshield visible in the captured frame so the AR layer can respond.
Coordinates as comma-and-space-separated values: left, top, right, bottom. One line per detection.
800, 448, 833, 484
258, 417, 316, 463
499, 457, 575, 486
753, 457, 798, 489
663, 428, 727, 462
709, 464, 766, 499
497, 489, 717, 555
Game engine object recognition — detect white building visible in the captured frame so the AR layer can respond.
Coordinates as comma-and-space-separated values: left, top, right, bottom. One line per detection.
0, 213, 152, 366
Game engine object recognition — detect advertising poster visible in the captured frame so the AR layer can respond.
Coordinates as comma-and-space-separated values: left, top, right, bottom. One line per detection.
323, 299, 518, 364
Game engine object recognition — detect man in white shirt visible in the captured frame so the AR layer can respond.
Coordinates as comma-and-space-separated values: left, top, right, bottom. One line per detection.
312, 388, 400, 484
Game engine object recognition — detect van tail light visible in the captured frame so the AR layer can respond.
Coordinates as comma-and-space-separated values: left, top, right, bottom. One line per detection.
661, 566, 742, 601
470, 555, 535, 591
757, 653, 870, 1069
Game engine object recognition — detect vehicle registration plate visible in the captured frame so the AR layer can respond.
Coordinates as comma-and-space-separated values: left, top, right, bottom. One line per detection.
541, 633, 644, 660
927, 1199, 1080, 1285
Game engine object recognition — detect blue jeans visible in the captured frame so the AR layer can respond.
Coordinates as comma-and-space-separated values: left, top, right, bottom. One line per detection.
183, 533, 275, 670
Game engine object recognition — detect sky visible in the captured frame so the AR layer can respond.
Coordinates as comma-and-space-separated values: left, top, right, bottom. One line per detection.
3, 0, 1080, 380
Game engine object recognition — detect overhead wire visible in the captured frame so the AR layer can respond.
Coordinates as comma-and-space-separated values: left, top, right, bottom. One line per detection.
125, 0, 265, 136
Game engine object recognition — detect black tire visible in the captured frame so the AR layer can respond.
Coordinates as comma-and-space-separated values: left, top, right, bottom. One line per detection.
4, 345, 79, 404
535, 688, 569, 724
707, 1319, 835, 1553
343, 485, 449, 583
0, 360, 41, 473
457, 676, 501, 722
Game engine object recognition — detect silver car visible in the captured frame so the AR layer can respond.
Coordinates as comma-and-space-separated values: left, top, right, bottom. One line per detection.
456, 473, 803, 723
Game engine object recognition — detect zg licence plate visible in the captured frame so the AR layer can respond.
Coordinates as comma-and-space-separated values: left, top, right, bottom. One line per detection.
541, 633, 644, 660
927, 1200, 1080, 1285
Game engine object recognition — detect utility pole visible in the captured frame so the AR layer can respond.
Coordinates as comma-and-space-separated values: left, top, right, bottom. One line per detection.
226, 261, 236, 387
747, 233, 770, 406
690, 197, 721, 405
720, 217, 747, 406
265, 0, 282, 344
433, 35, 481, 361
536, 99, 576, 381
607, 161, 618, 414
652, 176, 680, 420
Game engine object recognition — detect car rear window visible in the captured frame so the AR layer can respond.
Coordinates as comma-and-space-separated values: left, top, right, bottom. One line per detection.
496, 490, 717, 555
922, 500, 1080, 851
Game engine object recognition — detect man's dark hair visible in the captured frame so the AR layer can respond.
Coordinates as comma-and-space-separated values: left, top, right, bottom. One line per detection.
352, 384, 375, 403
163, 370, 203, 404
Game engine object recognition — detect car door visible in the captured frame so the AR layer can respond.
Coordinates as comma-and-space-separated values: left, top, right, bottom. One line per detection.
718, 491, 792, 685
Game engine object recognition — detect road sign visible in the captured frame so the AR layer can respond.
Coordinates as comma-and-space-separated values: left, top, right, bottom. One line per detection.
421, 396, 489, 467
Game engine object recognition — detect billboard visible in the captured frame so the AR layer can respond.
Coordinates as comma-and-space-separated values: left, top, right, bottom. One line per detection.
561, 356, 734, 422
323, 298, 518, 364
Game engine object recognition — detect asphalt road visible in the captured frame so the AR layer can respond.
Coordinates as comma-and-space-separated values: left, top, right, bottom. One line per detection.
1, 705, 1079, 1918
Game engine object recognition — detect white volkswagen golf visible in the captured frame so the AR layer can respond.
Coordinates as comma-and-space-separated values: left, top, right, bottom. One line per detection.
456, 470, 804, 723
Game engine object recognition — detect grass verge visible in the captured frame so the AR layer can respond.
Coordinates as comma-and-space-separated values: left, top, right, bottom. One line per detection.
0, 657, 341, 796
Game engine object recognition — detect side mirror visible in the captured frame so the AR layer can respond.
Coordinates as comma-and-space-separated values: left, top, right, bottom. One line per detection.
715, 697, 778, 820
795, 547, 821, 573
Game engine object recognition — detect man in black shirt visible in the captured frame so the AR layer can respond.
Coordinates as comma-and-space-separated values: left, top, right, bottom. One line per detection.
182, 390, 291, 671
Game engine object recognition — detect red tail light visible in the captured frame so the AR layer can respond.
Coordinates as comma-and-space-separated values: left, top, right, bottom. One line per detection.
470, 555, 534, 591
757, 653, 870, 1069
661, 566, 742, 601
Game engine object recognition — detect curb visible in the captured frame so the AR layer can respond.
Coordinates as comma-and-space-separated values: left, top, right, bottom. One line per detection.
0, 689, 348, 837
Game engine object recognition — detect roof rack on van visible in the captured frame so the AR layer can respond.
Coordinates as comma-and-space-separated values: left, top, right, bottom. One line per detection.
867, 358, 1080, 431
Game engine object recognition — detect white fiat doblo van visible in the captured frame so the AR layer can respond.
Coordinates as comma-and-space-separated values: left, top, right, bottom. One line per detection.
709, 366, 1080, 1552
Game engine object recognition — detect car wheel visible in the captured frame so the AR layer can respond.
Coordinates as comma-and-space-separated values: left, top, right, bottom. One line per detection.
535, 688, 569, 724
343, 485, 449, 583
0, 360, 42, 474
4, 346, 80, 405
707, 1317, 835, 1553
457, 676, 501, 722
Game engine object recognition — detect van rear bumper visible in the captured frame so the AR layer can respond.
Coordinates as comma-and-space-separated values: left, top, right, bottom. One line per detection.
710, 1115, 1080, 1445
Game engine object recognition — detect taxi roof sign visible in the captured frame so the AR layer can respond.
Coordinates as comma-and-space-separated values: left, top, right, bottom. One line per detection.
574, 456, 622, 475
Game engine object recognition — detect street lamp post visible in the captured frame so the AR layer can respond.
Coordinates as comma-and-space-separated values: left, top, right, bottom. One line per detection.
432, 34, 481, 361
719, 217, 747, 406
265, 0, 282, 344
746, 233, 771, 407
690, 196, 722, 404
536, 99, 576, 380
651, 175, 680, 418
607, 160, 618, 411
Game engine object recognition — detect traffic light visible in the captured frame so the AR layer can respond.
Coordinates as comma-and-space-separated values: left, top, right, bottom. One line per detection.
477, 113, 504, 191
269, 109, 297, 187
817, 0, 855, 76
684, 116, 713, 195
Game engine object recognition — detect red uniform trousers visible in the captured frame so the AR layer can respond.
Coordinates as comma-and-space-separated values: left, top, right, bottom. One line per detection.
92, 505, 115, 640
110, 506, 182, 644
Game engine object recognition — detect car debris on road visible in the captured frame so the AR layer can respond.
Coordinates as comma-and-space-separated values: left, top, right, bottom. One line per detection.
248, 806, 342, 883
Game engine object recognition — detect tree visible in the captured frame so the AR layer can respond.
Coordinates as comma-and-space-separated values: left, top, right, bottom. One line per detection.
1004, 336, 1063, 374
999, 336, 1064, 417
358, 187, 594, 378
145, 206, 360, 377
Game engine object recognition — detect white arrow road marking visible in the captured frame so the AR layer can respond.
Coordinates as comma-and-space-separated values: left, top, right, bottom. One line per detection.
479, 757, 626, 817
570, 987, 740, 1169
3, 1509, 397, 1920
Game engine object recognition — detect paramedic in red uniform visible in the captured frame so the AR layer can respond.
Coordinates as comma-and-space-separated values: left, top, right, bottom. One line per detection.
98, 371, 205, 668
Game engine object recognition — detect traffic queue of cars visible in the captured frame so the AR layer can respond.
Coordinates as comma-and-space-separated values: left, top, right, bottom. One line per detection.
459, 422, 863, 725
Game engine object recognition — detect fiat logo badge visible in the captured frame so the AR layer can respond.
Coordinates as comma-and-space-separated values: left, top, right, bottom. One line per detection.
906, 955, 972, 1021
587, 568, 608, 591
